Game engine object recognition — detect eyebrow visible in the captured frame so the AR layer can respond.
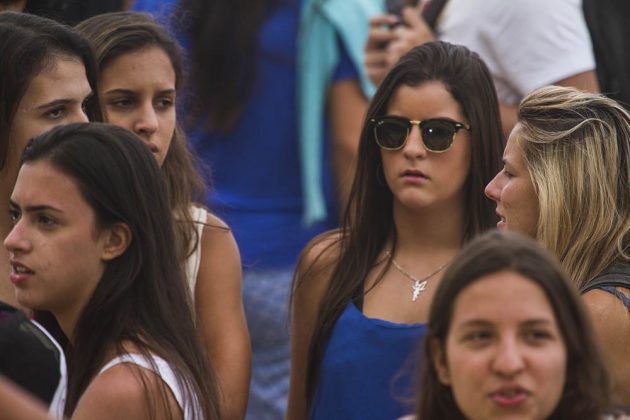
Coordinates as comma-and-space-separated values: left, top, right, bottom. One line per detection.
458, 318, 554, 328
35, 90, 93, 110
35, 98, 75, 110
103, 88, 176, 95
9, 199, 64, 214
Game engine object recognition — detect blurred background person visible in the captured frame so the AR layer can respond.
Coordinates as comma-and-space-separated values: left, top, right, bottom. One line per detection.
583, 0, 630, 110
365, 0, 599, 138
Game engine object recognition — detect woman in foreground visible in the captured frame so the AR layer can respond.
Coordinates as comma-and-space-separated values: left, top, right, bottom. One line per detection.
5, 123, 219, 419
417, 230, 608, 419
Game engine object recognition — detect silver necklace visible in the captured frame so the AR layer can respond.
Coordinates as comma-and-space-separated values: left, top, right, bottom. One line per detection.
386, 251, 450, 301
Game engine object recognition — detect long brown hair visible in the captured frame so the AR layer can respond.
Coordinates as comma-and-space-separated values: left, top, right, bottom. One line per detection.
75, 11, 208, 262
175, 0, 281, 131
22, 123, 220, 419
418, 230, 609, 419
296, 41, 504, 406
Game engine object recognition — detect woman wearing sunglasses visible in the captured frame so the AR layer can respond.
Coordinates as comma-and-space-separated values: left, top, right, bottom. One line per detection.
485, 86, 630, 407
287, 41, 504, 419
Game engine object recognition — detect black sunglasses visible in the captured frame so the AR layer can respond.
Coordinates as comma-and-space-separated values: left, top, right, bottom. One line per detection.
371, 116, 471, 153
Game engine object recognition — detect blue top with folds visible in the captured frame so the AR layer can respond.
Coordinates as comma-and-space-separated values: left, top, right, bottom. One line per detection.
311, 302, 427, 420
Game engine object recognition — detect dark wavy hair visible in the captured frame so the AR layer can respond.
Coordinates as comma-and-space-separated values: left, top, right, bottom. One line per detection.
76, 11, 208, 262
174, 0, 281, 131
0, 11, 99, 172
418, 230, 609, 419
298, 41, 504, 406
21, 123, 220, 419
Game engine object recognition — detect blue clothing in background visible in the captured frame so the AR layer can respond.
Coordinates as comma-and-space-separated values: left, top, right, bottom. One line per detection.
311, 303, 427, 420
133, 0, 356, 269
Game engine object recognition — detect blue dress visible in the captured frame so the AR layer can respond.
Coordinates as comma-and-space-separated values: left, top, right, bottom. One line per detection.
311, 303, 428, 420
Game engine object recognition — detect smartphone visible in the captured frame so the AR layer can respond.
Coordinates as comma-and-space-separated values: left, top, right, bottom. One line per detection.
385, 0, 417, 18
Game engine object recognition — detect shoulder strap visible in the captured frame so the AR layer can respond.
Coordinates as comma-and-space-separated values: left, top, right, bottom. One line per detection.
580, 262, 630, 294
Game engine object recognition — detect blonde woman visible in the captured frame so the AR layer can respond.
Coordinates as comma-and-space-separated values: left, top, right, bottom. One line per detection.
486, 85, 630, 406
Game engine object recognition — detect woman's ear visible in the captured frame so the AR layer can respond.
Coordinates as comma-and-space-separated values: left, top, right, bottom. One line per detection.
100, 223, 132, 261
431, 338, 451, 385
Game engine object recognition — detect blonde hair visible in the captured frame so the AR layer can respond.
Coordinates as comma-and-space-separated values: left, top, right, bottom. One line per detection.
517, 86, 630, 289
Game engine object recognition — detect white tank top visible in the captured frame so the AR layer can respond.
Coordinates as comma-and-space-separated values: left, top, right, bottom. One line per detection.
184, 205, 208, 302
99, 353, 202, 420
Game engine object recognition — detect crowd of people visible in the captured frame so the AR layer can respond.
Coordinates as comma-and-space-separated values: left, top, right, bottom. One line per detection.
0, 1, 628, 419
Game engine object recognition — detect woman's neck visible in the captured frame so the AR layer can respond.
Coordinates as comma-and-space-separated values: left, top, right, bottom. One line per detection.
391, 199, 466, 257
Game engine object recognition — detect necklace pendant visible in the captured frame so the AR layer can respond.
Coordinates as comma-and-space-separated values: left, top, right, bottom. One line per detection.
412, 280, 427, 301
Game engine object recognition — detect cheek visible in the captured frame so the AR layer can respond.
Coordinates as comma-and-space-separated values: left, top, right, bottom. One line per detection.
536, 346, 567, 411
104, 110, 133, 132
445, 346, 487, 416
436, 146, 471, 191
162, 114, 176, 142
380, 151, 397, 185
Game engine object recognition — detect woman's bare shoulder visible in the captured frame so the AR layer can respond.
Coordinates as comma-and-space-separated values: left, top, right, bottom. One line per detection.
295, 229, 343, 291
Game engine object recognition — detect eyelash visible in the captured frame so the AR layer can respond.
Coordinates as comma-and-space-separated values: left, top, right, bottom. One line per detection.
108, 97, 174, 110
8, 209, 20, 224
45, 107, 66, 120
465, 331, 492, 342
156, 98, 174, 109
523, 330, 552, 342
37, 214, 57, 227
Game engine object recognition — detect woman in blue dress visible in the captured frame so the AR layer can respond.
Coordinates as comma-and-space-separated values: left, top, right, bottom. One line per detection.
288, 41, 504, 419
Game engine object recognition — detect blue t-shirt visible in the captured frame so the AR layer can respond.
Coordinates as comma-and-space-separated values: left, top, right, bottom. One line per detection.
133, 0, 357, 268
311, 303, 427, 419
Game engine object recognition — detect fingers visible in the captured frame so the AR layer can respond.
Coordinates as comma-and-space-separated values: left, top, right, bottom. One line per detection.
365, 14, 399, 85
366, 15, 398, 50
368, 14, 399, 27
364, 44, 391, 86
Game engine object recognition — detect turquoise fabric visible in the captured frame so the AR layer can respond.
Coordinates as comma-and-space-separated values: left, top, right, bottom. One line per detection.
298, 0, 382, 225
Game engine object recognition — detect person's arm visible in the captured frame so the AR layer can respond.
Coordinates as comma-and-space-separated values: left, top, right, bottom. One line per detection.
0, 376, 50, 420
328, 78, 368, 212
72, 364, 181, 420
286, 235, 338, 420
364, 6, 434, 87
582, 288, 630, 405
500, 70, 600, 138
195, 214, 251, 420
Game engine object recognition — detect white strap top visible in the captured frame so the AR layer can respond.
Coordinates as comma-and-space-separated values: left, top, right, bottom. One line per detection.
99, 354, 201, 420
184, 205, 208, 302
